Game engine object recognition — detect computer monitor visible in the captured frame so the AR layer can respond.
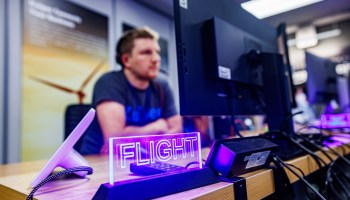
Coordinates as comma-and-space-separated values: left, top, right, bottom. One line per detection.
174, 0, 300, 160
174, 0, 278, 117
277, 23, 297, 108
337, 75, 350, 113
305, 52, 339, 114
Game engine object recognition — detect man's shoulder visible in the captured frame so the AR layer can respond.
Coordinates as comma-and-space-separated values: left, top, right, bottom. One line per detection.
153, 77, 173, 95
97, 70, 124, 84
99, 70, 123, 80
154, 77, 169, 87
94, 70, 125, 89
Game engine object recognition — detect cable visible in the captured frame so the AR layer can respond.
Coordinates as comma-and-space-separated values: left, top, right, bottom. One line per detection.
274, 155, 326, 200
325, 160, 350, 199
294, 131, 350, 198
298, 124, 350, 153
185, 161, 200, 169
27, 166, 93, 200
274, 111, 346, 199
286, 163, 318, 200
296, 134, 334, 163
322, 142, 350, 166
286, 163, 305, 177
278, 131, 327, 168
273, 130, 332, 196
280, 110, 303, 133
230, 115, 243, 138
295, 133, 350, 187
270, 155, 293, 199
297, 126, 350, 155
296, 124, 323, 135
225, 82, 243, 138
277, 106, 350, 198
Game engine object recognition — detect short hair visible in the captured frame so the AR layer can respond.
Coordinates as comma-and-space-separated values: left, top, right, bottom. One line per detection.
115, 27, 159, 68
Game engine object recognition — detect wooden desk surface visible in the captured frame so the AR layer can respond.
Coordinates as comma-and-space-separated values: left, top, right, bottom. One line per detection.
1, 137, 350, 200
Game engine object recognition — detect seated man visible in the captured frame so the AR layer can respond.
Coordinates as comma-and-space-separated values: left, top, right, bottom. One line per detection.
183, 116, 212, 147
80, 27, 182, 154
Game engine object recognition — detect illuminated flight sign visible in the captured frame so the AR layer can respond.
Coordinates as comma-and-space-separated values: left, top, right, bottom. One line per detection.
109, 132, 202, 185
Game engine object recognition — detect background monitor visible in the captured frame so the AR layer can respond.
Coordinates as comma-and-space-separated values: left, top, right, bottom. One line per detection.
337, 74, 350, 113
305, 52, 339, 114
173, 0, 278, 117
31, 108, 95, 187
277, 23, 297, 108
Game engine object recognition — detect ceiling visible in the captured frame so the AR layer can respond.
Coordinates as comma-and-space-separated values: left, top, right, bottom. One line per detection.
134, 0, 350, 65
135, 0, 350, 29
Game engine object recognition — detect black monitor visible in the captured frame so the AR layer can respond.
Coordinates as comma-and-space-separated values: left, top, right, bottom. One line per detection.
305, 52, 338, 106
174, 0, 300, 160
337, 74, 350, 113
173, 0, 278, 117
277, 23, 297, 108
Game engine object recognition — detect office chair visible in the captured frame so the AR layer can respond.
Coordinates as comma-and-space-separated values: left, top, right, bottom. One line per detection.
64, 104, 93, 151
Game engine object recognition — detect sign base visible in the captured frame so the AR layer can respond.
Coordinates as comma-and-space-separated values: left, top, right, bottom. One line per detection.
93, 167, 219, 200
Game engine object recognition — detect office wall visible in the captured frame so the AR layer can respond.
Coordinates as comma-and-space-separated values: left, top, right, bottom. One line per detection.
68, 0, 115, 69
4, 0, 114, 163
6, 0, 22, 163
0, 0, 5, 164
21, 0, 113, 162
3, 0, 179, 163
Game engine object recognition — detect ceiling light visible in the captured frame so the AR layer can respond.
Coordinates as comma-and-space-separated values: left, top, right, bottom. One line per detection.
287, 28, 342, 48
295, 26, 318, 49
292, 70, 308, 85
336, 62, 350, 76
241, 0, 324, 19
317, 29, 341, 40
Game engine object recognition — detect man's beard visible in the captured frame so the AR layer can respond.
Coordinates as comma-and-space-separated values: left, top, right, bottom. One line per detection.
135, 71, 158, 81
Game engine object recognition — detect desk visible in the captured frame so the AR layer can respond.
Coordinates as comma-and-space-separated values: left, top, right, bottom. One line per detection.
1, 139, 350, 200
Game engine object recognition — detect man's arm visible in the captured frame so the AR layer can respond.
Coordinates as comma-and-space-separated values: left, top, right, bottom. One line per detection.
156, 80, 183, 134
97, 101, 172, 154
96, 101, 169, 139
165, 114, 183, 134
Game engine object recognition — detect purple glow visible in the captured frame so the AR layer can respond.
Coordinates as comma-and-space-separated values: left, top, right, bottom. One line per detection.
172, 138, 185, 159
321, 114, 350, 128
156, 139, 172, 162
109, 132, 202, 184
197, 132, 203, 168
185, 137, 198, 157
109, 138, 114, 185
120, 143, 136, 168
136, 142, 150, 165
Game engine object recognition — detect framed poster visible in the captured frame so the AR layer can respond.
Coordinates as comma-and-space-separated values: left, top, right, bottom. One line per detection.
22, 0, 109, 161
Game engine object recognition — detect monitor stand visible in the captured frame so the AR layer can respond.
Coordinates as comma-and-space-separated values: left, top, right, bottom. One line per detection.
259, 52, 305, 160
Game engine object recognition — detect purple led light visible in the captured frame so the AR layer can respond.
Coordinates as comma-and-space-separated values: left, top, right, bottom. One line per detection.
109, 138, 114, 185
109, 132, 202, 184
320, 113, 350, 128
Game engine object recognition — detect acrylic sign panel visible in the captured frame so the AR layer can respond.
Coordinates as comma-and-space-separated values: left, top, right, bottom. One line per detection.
109, 132, 202, 185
